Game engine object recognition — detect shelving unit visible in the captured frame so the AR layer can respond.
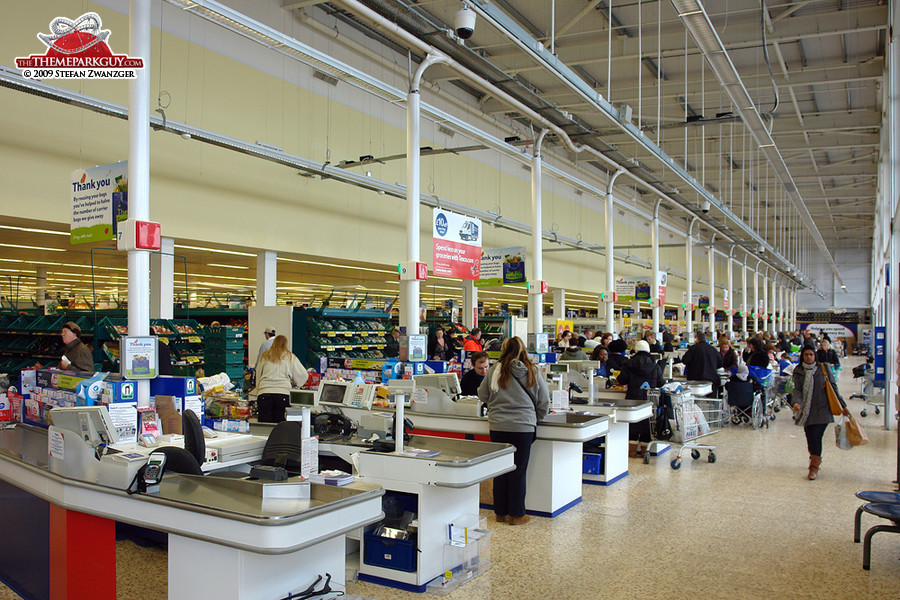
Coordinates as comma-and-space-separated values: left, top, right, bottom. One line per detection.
292, 308, 391, 368
205, 325, 246, 381
0, 313, 95, 376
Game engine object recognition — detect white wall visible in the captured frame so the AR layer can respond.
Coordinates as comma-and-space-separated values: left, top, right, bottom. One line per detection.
797, 248, 870, 310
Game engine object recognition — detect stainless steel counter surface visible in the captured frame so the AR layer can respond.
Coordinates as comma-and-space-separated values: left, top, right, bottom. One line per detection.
325, 434, 514, 466
0, 424, 383, 527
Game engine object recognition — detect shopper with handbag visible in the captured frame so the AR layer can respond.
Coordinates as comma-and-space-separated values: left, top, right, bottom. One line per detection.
254, 335, 309, 423
477, 336, 550, 525
791, 347, 849, 480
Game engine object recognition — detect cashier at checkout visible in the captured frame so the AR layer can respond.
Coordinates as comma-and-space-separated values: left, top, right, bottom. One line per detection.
460, 351, 489, 396
59, 322, 93, 372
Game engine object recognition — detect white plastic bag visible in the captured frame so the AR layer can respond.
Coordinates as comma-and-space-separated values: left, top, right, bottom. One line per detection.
693, 404, 710, 436
834, 415, 852, 450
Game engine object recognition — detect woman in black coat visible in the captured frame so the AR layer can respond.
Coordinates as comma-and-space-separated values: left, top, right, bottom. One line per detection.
617, 340, 665, 448
791, 347, 849, 480
616, 340, 665, 400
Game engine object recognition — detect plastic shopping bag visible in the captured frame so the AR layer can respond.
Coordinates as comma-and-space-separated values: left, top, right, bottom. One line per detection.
834, 415, 852, 450
693, 404, 710, 436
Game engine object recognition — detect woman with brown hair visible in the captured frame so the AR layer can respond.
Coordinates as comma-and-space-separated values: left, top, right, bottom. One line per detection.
477, 337, 550, 525
791, 347, 849, 480
254, 335, 308, 423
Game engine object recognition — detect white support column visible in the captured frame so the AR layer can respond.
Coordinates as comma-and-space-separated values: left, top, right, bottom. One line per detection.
753, 267, 760, 333
529, 131, 547, 337
726, 253, 734, 338
605, 171, 624, 334
708, 235, 716, 335
150, 237, 175, 319
686, 218, 697, 337
462, 280, 477, 329
741, 260, 748, 334
403, 54, 447, 336
771, 277, 778, 335
651, 200, 662, 335
256, 251, 277, 307
779, 283, 785, 333
129, 0, 152, 408
763, 269, 770, 335
36, 266, 47, 306
553, 289, 566, 321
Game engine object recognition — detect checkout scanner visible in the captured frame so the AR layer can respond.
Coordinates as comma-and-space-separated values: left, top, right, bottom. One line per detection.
48, 406, 149, 490
412, 373, 484, 417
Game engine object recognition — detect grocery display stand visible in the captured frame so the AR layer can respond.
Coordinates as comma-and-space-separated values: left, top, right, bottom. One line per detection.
205, 325, 247, 382
292, 308, 391, 368
0, 312, 94, 375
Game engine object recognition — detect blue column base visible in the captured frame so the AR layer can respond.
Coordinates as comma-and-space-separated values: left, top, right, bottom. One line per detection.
583, 470, 628, 486
480, 495, 582, 518
358, 573, 427, 593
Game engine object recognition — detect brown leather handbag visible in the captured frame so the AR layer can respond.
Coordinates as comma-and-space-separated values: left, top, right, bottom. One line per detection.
821, 364, 843, 416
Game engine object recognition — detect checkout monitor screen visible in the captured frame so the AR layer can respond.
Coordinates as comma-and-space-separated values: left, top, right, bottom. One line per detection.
48, 405, 119, 446
318, 382, 350, 405
414, 373, 462, 398
290, 389, 317, 407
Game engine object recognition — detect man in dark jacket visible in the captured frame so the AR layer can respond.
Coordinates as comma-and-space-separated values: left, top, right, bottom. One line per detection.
643, 331, 664, 354
681, 331, 723, 394
59, 322, 93, 372
606, 338, 628, 373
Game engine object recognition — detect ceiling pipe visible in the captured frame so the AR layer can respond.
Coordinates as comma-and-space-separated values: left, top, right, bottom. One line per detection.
462, 0, 803, 277
669, 0, 844, 287
329, 0, 805, 285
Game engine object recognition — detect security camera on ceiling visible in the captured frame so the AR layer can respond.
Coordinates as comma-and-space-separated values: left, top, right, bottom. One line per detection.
455, 4, 476, 40
701, 200, 710, 214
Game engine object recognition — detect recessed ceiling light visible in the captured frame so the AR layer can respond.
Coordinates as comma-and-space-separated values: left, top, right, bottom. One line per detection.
175, 244, 255, 257
0, 243, 66, 252
0, 225, 69, 236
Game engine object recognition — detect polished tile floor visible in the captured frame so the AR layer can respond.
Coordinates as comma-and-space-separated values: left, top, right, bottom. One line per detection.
2, 356, 897, 599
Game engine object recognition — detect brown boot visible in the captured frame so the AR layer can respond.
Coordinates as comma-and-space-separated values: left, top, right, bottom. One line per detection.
807, 455, 821, 480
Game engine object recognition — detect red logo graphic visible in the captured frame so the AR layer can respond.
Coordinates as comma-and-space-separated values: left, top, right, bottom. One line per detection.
16, 12, 144, 79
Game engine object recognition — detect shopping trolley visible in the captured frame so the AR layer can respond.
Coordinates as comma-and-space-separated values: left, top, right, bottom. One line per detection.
850, 370, 885, 418
771, 374, 793, 410
646, 389, 723, 469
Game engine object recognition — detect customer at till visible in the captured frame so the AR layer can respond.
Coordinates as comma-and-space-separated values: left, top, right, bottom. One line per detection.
477, 337, 549, 526
59, 321, 93, 372
460, 351, 489, 396
254, 335, 309, 423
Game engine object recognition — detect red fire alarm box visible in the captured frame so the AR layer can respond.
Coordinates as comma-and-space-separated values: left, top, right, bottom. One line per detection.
117, 219, 161, 251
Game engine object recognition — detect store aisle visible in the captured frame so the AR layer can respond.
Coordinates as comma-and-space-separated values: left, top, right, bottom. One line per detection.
0, 356, 897, 600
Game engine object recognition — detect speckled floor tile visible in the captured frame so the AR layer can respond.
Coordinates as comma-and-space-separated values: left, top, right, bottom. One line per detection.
1, 356, 897, 600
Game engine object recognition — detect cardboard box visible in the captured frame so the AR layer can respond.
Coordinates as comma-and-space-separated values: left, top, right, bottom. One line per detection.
154, 396, 181, 434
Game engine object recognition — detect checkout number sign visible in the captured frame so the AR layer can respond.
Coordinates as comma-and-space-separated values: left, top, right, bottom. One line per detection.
120, 336, 159, 379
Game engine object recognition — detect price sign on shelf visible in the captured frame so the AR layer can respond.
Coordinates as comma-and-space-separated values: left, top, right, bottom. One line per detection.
188, 336, 201, 344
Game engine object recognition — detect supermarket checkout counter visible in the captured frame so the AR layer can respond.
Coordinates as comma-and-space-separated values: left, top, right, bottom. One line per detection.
555, 362, 654, 485
251, 415, 514, 593
332, 402, 608, 518
0, 423, 383, 600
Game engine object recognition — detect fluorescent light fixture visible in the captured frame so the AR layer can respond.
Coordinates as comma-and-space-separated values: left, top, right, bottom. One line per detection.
0, 225, 70, 236
175, 244, 256, 257
0, 243, 66, 252
208, 263, 250, 270
278, 257, 395, 274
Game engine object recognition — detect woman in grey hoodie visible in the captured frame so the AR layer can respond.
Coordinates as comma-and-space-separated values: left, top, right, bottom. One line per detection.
477, 337, 550, 525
